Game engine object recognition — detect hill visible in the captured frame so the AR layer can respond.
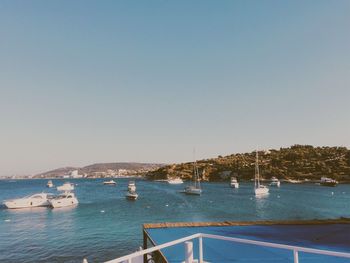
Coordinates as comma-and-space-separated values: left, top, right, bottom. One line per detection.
35, 162, 163, 178
146, 145, 350, 182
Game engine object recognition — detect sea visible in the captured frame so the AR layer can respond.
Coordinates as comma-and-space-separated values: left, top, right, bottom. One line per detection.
0, 179, 349, 263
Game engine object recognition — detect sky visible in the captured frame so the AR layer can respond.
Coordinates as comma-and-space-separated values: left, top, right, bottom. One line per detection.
0, 0, 350, 176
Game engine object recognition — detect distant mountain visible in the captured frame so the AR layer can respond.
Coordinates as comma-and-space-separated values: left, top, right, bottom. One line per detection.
35, 162, 163, 178
35, 167, 79, 178
146, 145, 350, 182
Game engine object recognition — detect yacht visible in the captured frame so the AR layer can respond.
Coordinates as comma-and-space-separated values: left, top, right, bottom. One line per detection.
128, 181, 136, 192
126, 181, 138, 200
47, 180, 54, 188
125, 191, 138, 200
168, 178, 184, 184
49, 192, 79, 208
4, 193, 52, 209
254, 150, 269, 196
270, 177, 281, 187
230, 177, 239, 188
57, 182, 74, 191
320, 177, 338, 187
103, 179, 117, 185
183, 156, 202, 195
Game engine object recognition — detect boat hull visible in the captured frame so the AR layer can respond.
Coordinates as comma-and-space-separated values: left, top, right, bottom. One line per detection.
168, 181, 183, 185
270, 181, 281, 187
4, 199, 49, 209
184, 188, 202, 195
125, 193, 138, 200
255, 186, 269, 196
49, 198, 78, 208
320, 182, 338, 187
230, 183, 239, 188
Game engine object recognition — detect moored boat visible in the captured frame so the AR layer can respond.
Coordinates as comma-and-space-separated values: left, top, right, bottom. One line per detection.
126, 181, 138, 200
183, 155, 202, 195
270, 177, 281, 187
57, 182, 74, 191
4, 193, 52, 209
103, 180, 117, 185
230, 177, 239, 188
320, 177, 338, 187
49, 192, 79, 208
254, 150, 269, 196
125, 191, 138, 200
168, 178, 184, 184
47, 180, 54, 188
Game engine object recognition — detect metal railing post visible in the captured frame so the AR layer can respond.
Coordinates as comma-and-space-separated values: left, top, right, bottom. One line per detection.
199, 236, 203, 263
185, 241, 194, 263
293, 250, 299, 263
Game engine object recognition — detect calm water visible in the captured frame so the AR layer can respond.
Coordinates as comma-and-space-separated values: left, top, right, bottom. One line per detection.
0, 179, 349, 263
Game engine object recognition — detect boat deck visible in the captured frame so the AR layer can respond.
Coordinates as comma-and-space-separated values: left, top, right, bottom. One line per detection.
143, 219, 350, 263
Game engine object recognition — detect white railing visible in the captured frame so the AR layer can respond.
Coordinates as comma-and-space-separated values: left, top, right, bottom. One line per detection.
103, 232, 350, 263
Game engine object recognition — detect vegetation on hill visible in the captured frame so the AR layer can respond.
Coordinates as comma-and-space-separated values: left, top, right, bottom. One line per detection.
146, 145, 350, 182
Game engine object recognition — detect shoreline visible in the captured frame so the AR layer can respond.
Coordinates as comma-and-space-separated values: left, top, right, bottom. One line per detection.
144, 217, 350, 230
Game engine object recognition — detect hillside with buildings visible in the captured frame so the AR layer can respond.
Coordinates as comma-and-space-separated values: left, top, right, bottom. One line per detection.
33, 162, 163, 179
146, 145, 350, 183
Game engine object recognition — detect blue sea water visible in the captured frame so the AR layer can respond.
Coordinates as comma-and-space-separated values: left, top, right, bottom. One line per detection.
0, 179, 350, 263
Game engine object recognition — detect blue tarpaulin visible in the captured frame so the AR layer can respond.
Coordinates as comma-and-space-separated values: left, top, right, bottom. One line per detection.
145, 224, 350, 263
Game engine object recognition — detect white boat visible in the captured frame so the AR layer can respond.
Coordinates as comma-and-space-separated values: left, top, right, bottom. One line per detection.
287, 179, 303, 184
126, 181, 138, 200
47, 180, 54, 188
128, 181, 136, 192
254, 150, 269, 196
230, 177, 239, 188
49, 192, 79, 208
270, 177, 281, 187
183, 155, 202, 195
103, 180, 117, 185
4, 193, 52, 209
57, 182, 74, 191
168, 178, 184, 184
320, 177, 338, 187
184, 186, 202, 195
125, 191, 138, 200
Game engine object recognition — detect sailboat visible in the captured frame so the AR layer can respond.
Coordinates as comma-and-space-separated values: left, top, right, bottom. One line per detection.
183, 155, 202, 195
254, 150, 269, 196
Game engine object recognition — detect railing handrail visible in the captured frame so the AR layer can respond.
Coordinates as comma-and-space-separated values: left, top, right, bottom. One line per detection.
104, 233, 201, 263
201, 233, 350, 258
104, 232, 350, 263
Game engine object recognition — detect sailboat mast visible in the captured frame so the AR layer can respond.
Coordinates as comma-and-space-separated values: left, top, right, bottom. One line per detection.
255, 150, 260, 188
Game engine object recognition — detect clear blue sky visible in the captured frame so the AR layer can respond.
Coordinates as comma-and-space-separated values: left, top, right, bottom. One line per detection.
0, 0, 349, 176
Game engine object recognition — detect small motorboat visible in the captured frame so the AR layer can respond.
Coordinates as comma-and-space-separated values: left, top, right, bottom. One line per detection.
230, 177, 239, 188
49, 192, 79, 208
168, 178, 184, 184
4, 193, 52, 209
320, 177, 338, 187
128, 181, 136, 192
47, 180, 54, 188
126, 181, 138, 200
125, 191, 138, 200
103, 180, 117, 185
270, 177, 281, 187
57, 182, 74, 191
